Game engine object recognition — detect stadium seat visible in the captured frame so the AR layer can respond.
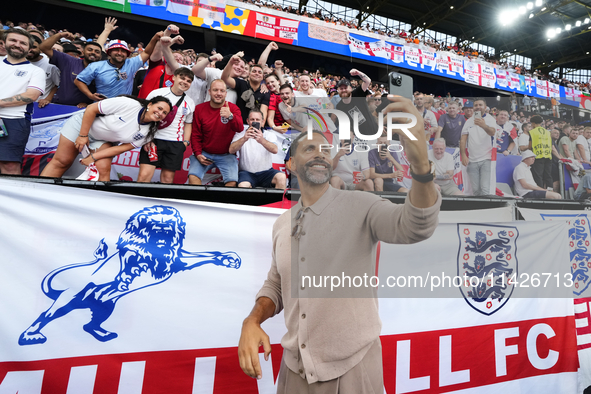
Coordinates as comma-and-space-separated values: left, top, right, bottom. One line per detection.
495, 154, 523, 194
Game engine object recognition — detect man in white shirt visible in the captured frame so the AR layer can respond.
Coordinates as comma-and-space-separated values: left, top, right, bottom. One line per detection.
414, 92, 440, 144
513, 150, 561, 199
575, 126, 591, 165
0, 28, 45, 174
330, 129, 373, 191
428, 138, 463, 196
137, 67, 195, 184
26, 35, 60, 107
294, 73, 337, 134
460, 98, 498, 195
229, 110, 286, 189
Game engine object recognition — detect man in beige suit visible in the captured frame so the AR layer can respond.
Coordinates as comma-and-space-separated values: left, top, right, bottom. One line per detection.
238, 96, 441, 393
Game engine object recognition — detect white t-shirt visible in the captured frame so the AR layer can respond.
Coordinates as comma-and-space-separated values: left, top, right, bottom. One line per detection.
30, 54, 60, 100
295, 89, 328, 98
576, 134, 590, 162
518, 132, 530, 150
291, 92, 337, 132
0, 58, 45, 118
331, 145, 370, 184
203, 68, 237, 104
147, 87, 195, 142
422, 108, 438, 140
513, 161, 536, 197
232, 127, 278, 173
91, 97, 152, 148
182, 64, 207, 106
461, 114, 499, 163
428, 149, 454, 186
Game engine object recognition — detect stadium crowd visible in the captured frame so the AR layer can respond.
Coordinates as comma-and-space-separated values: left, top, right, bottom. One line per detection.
0, 17, 588, 199
233, 0, 591, 91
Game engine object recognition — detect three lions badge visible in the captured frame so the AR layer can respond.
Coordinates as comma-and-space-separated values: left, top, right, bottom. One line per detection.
19, 206, 242, 346
458, 224, 518, 316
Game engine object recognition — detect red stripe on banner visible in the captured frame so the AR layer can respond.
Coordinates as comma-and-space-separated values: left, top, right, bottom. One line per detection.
0, 317, 576, 393
574, 297, 591, 350
364, 42, 376, 57
382, 316, 578, 393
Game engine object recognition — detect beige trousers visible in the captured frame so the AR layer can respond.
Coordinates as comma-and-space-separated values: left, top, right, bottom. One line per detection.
276, 338, 384, 394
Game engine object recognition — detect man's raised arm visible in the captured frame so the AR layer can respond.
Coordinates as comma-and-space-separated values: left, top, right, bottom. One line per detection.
221, 52, 243, 90
39, 31, 75, 58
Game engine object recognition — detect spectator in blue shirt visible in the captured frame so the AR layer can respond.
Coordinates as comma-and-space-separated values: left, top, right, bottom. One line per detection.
74, 31, 161, 100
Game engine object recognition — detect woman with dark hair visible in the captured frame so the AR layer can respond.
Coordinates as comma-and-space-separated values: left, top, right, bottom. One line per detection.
41, 95, 172, 181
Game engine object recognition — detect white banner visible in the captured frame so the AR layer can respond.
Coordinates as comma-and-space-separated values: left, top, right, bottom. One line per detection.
0, 179, 579, 393
384, 42, 404, 63
450, 55, 464, 75
549, 82, 561, 98
509, 72, 520, 90
536, 78, 549, 97
436, 52, 452, 74
497, 70, 508, 88
464, 61, 481, 86
347, 34, 386, 59
518, 207, 591, 394
404, 45, 421, 65
481, 64, 496, 89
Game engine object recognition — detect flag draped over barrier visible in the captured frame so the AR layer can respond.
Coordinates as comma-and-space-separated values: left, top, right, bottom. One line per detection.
0, 179, 580, 393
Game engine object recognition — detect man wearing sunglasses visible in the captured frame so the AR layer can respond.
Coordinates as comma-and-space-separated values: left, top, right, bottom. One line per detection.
238, 96, 441, 392
75, 32, 162, 100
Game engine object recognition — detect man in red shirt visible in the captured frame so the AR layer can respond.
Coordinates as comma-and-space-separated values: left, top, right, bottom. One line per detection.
189, 79, 243, 186
137, 24, 184, 99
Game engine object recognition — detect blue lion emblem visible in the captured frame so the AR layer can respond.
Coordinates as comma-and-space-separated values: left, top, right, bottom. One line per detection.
18, 205, 241, 345
458, 224, 518, 316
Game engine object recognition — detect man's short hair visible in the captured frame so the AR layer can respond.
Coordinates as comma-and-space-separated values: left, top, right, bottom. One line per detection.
210, 78, 226, 89
433, 138, 446, 146
31, 35, 42, 45
290, 130, 328, 158
248, 109, 263, 120
84, 41, 102, 51
174, 67, 194, 81
250, 63, 263, 72
498, 110, 509, 116
5, 27, 34, 49
265, 73, 279, 82
530, 115, 543, 124
279, 83, 293, 92
474, 97, 486, 105
197, 52, 209, 59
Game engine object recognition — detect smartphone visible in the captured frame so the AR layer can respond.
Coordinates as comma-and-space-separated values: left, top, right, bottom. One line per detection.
95, 93, 107, 99
474, 111, 482, 119
388, 71, 413, 99
251, 121, 261, 130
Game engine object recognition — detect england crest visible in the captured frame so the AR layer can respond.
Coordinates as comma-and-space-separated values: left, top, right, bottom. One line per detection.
540, 214, 591, 296
458, 224, 519, 316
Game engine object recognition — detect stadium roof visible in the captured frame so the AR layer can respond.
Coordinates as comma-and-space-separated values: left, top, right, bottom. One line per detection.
321, 0, 591, 72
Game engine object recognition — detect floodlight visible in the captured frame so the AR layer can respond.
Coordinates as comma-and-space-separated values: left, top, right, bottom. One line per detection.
565, 24, 571, 30
527, 2, 533, 9
546, 28, 556, 38
585, 17, 590, 24
535, 0, 543, 6
541, 7, 547, 11
555, 27, 561, 33
519, 6, 526, 14
576, 20, 582, 27
529, 13, 534, 18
